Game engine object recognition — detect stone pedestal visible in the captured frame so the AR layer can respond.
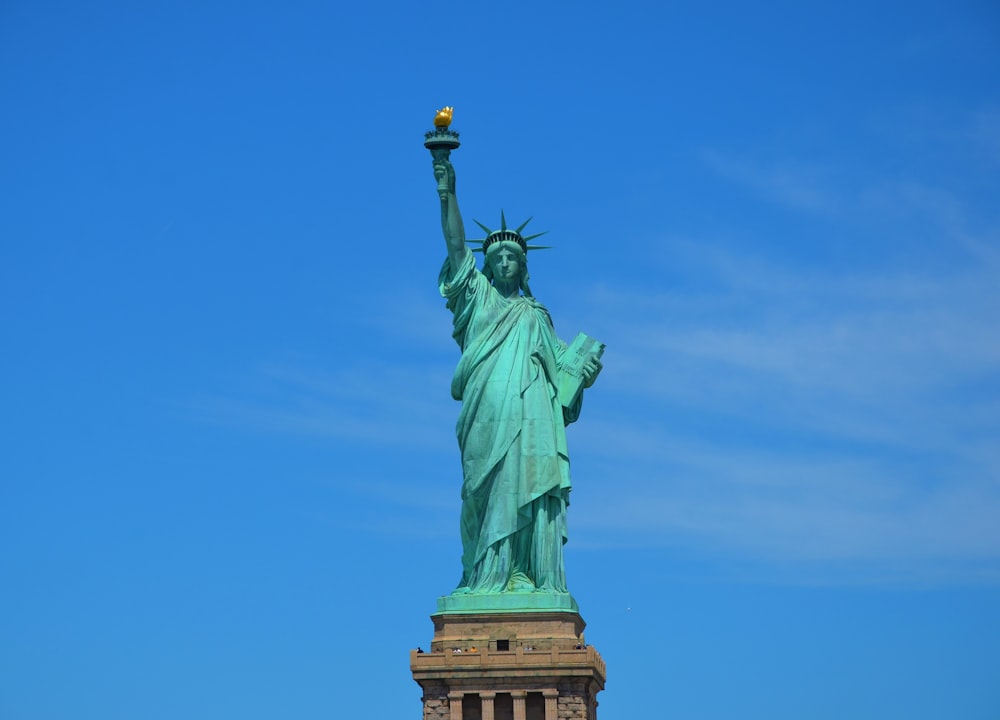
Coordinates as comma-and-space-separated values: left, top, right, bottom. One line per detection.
411, 611, 605, 720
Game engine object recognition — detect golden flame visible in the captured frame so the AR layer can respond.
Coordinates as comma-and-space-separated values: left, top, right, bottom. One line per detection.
433, 106, 454, 128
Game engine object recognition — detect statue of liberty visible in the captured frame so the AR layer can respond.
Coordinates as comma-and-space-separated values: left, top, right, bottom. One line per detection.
430, 120, 603, 601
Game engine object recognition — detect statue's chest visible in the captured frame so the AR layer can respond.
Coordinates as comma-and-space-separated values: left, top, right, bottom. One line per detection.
466, 299, 545, 352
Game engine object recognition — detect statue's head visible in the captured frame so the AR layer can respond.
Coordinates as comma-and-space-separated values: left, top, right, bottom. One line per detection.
484, 240, 530, 295
471, 212, 548, 297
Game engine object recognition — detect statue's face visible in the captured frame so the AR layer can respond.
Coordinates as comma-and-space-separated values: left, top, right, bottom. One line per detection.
490, 245, 521, 283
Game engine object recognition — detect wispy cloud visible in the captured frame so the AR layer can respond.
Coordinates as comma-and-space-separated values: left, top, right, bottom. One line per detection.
702, 150, 841, 214
184, 361, 458, 452
562, 220, 1000, 583
572, 431, 1000, 565
969, 106, 1000, 165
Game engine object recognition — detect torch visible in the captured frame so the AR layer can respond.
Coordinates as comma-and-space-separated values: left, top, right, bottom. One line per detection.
424, 106, 460, 195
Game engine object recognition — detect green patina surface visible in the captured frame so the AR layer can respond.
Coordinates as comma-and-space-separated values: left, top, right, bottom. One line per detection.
427, 118, 603, 615
436, 591, 580, 615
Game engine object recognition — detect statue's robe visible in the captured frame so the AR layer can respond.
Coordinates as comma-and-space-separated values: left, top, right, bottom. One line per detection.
440, 252, 580, 594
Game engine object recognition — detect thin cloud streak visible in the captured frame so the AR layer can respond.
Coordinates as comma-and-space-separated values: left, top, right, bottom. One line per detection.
561, 233, 1000, 583
702, 150, 841, 214
595, 250, 1000, 452
184, 361, 458, 452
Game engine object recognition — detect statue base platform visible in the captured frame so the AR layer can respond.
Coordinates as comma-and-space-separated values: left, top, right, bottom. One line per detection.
412, 609, 605, 719
435, 591, 579, 615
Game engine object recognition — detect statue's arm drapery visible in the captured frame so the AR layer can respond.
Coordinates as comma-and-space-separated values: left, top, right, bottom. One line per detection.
438, 251, 484, 361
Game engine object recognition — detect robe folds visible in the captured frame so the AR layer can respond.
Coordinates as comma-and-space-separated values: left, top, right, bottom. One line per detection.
440, 252, 581, 594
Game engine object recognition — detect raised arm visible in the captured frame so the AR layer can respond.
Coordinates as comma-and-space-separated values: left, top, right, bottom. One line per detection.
432, 155, 471, 274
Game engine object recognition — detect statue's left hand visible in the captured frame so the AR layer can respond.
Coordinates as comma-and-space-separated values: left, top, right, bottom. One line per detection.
582, 357, 603, 388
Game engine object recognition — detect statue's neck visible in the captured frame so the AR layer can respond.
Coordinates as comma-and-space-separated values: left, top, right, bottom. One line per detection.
493, 278, 520, 299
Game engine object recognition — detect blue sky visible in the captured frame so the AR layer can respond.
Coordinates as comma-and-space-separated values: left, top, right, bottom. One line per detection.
2, 1, 998, 718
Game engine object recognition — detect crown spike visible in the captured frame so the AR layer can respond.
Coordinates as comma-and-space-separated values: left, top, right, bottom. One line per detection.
472, 219, 494, 235
515, 217, 534, 234
500, 210, 507, 232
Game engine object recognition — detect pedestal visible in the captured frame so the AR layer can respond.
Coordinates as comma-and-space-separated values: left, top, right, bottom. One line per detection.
411, 611, 605, 720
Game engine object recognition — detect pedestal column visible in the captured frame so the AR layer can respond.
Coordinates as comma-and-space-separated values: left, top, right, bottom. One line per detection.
480, 691, 496, 720
543, 689, 559, 720
511, 690, 527, 720
448, 691, 464, 720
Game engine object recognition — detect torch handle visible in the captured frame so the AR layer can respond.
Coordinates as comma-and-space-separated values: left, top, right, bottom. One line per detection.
431, 148, 453, 196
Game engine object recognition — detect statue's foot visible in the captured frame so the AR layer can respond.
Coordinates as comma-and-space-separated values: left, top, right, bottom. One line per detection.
534, 585, 568, 594
506, 572, 535, 593
452, 586, 472, 595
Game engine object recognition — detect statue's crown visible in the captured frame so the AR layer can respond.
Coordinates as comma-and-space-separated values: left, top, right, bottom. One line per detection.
470, 211, 549, 254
